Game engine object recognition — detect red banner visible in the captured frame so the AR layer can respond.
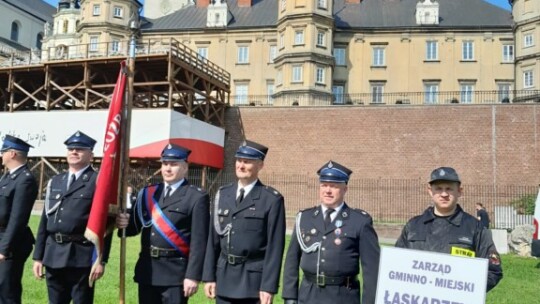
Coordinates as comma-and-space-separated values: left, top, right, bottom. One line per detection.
84, 61, 126, 285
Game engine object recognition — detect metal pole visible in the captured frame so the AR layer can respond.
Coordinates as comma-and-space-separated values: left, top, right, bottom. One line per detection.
118, 29, 136, 304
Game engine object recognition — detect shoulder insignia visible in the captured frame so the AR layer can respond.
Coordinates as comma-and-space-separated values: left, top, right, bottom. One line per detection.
352, 208, 371, 217
219, 183, 234, 190
26, 172, 30, 176
263, 185, 282, 197
299, 206, 317, 213
189, 184, 204, 192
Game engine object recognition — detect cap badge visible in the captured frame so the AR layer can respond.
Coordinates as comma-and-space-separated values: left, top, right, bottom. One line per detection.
439, 169, 446, 176
167, 144, 172, 149
328, 161, 333, 168
75, 131, 81, 137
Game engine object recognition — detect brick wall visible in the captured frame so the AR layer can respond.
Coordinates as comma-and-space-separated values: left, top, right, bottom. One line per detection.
222, 104, 539, 233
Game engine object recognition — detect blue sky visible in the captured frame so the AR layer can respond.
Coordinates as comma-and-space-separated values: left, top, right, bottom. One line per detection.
43, 0, 511, 11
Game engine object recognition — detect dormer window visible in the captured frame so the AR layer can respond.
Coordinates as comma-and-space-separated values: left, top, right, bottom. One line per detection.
416, 0, 439, 25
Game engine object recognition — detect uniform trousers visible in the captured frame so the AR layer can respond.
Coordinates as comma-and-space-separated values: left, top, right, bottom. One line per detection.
0, 253, 30, 304
138, 284, 187, 304
46, 267, 94, 304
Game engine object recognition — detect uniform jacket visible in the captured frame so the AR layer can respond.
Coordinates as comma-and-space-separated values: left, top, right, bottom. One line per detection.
282, 203, 380, 304
203, 180, 286, 299
395, 205, 503, 291
33, 167, 112, 268
123, 182, 209, 286
0, 165, 38, 258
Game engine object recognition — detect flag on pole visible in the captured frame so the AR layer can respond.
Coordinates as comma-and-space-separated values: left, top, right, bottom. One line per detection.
84, 61, 127, 285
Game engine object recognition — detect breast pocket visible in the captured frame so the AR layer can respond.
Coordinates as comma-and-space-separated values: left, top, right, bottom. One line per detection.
244, 213, 265, 232
167, 209, 188, 223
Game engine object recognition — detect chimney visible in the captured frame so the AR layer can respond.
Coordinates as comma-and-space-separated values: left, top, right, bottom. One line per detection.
238, 0, 252, 7
197, 0, 211, 8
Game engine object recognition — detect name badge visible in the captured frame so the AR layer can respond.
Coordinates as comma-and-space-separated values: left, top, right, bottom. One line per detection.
450, 246, 475, 258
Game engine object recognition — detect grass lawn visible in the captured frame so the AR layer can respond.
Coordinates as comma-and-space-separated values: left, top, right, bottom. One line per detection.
21, 216, 539, 303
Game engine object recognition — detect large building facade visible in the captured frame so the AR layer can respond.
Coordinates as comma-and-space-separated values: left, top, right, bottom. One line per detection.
26, 0, 540, 105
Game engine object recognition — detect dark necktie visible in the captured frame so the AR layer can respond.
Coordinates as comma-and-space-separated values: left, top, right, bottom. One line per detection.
324, 208, 335, 228
164, 185, 172, 198
236, 188, 245, 207
67, 174, 76, 190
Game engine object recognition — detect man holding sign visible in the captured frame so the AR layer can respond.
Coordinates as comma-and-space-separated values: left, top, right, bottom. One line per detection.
395, 167, 503, 291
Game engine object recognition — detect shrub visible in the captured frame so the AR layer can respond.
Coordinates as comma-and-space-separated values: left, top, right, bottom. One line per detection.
509, 194, 536, 215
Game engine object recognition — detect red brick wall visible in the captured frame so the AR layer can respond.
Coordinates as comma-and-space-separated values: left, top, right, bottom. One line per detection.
222, 104, 539, 233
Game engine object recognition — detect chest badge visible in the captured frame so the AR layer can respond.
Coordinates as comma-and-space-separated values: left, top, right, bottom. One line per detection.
55, 194, 61, 199
310, 228, 317, 235
335, 220, 343, 228
334, 238, 342, 246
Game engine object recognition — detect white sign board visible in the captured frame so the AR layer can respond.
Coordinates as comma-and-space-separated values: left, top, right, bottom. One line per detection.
376, 247, 488, 304
0, 109, 225, 168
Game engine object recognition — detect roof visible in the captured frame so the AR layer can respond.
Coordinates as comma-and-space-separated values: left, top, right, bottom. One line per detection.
143, 0, 512, 32
0, 36, 30, 52
3, 0, 56, 23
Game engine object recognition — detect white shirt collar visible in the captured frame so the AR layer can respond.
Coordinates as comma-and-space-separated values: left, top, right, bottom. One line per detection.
9, 164, 25, 175
321, 202, 345, 223
164, 178, 185, 196
70, 165, 90, 180
237, 179, 258, 198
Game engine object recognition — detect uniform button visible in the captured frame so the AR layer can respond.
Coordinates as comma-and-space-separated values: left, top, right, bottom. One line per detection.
321, 259, 325, 263
151, 233, 155, 236
231, 231, 235, 234
230, 246, 234, 249
60, 208, 64, 210
322, 236, 327, 240
58, 220, 62, 222
321, 247, 326, 251
233, 216, 236, 220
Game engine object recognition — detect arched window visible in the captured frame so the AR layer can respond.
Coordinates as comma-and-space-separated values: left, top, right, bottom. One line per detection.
36, 33, 44, 49
63, 20, 69, 33
11, 21, 19, 41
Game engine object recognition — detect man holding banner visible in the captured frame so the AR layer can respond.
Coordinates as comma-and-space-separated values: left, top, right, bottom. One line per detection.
116, 143, 209, 304
32, 131, 112, 304
395, 167, 503, 291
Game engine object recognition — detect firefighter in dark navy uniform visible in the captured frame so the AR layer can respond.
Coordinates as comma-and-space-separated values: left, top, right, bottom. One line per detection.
0, 135, 38, 304
282, 161, 380, 304
32, 131, 112, 304
116, 143, 210, 304
203, 140, 286, 304
395, 167, 503, 292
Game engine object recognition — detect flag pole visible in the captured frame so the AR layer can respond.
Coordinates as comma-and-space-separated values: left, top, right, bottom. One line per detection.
118, 16, 139, 304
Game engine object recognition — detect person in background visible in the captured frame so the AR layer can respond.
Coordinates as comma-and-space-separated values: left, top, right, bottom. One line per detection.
395, 167, 503, 292
282, 161, 380, 304
476, 202, 490, 229
0, 135, 38, 304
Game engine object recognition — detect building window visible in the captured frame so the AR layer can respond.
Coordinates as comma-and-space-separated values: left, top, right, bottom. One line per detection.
426, 41, 438, 61
277, 69, 283, 85
111, 40, 120, 53
294, 30, 304, 45
235, 83, 249, 105
93, 5, 101, 16
281, 0, 286, 11
267, 81, 274, 105
237, 46, 249, 64
197, 47, 208, 60
316, 30, 326, 47
10, 21, 19, 42
89, 36, 99, 52
63, 20, 69, 34
524, 70, 534, 88
372, 47, 385, 66
497, 83, 511, 102
317, 0, 327, 9
113, 6, 123, 18
524, 33, 534, 48
371, 83, 384, 103
269, 45, 277, 63
292, 65, 303, 82
424, 83, 439, 104
460, 83, 474, 103
502, 44, 514, 63
279, 33, 285, 49
332, 85, 344, 104
462, 41, 474, 60
334, 48, 346, 66
316, 66, 325, 84
36, 33, 43, 49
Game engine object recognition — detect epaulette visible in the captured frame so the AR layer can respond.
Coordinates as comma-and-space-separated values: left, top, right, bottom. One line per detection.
263, 185, 282, 197
189, 184, 205, 193
351, 208, 371, 217
219, 183, 234, 191
299, 206, 317, 213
